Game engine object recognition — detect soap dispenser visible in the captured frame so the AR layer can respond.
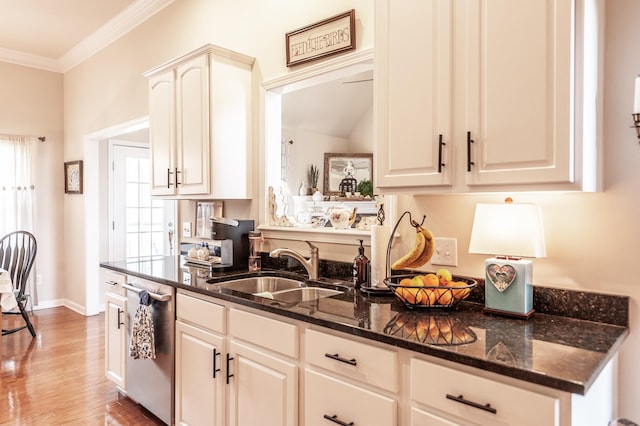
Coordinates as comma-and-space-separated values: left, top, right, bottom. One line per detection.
352, 239, 369, 289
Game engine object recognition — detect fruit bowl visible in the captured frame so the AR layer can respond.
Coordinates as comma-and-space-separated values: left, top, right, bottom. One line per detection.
383, 312, 477, 346
384, 273, 477, 309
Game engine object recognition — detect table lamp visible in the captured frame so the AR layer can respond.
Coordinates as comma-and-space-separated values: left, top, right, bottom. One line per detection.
468, 199, 546, 319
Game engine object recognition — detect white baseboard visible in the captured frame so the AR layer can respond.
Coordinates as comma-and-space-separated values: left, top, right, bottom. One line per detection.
32, 299, 105, 316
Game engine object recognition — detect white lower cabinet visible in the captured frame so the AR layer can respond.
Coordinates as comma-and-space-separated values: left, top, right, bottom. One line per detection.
175, 292, 226, 426
227, 340, 298, 426
102, 268, 127, 390
227, 307, 299, 426
304, 369, 397, 426
303, 328, 398, 426
175, 321, 225, 426
409, 357, 559, 426
171, 288, 612, 426
175, 291, 298, 426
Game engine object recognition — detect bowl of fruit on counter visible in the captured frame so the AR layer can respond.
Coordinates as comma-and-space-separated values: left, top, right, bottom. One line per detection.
384, 269, 476, 309
383, 211, 476, 309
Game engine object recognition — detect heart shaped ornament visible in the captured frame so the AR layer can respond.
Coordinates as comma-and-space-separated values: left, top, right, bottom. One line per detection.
486, 264, 517, 293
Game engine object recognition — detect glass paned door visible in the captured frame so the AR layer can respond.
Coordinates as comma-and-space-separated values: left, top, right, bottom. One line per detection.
110, 143, 175, 262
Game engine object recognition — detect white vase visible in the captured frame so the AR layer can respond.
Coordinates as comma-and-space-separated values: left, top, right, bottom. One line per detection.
299, 181, 308, 196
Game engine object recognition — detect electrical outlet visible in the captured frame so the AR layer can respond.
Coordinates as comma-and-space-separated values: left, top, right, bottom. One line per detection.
182, 222, 192, 238
431, 237, 458, 266
36, 274, 42, 286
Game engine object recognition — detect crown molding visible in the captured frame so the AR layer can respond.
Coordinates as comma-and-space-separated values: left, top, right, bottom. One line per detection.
0, 0, 175, 73
0, 47, 61, 72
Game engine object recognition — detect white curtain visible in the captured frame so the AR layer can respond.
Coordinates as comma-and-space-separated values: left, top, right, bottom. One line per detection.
0, 134, 39, 305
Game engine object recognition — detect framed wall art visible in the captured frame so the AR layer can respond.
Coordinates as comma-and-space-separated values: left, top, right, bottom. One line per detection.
285, 9, 356, 67
323, 152, 373, 196
64, 160, 83, 194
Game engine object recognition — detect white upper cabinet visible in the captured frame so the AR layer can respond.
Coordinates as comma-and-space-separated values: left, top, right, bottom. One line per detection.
146, 45, 255, 198
375, 0, 453, 189
375, 0, 601, 193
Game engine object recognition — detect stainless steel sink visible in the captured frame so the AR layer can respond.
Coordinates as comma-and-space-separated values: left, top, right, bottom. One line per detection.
216, 276, 304, 294
267, 287, 342, 303
216, 276, 342, 302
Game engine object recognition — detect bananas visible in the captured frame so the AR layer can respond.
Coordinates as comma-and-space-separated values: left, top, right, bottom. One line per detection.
407, 226, 435, 268
391, 225, 435, 270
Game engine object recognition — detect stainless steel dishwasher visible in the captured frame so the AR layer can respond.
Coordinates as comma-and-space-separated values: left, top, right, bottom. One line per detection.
123, 277, 175, 425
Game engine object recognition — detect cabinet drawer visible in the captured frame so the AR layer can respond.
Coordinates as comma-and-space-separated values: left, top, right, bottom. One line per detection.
228, 308, 297, 358
410, 358, 559, 426
304, 369, 397, 426
101, 269, 126, 296
305, 328, 398, 393
176, 292, 225, 334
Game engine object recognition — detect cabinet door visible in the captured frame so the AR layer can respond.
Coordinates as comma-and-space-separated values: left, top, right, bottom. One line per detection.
148, 70, 176, 196
304, 369, 397, 426
463, 0, 573, 186
227, 340, 297, 426
175, 54, 211, 195
105, 292, 127, 389
375, 0, 453, 189
175, 320, 225, 426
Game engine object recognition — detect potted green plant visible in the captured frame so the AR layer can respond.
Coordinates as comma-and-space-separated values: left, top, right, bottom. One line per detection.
308, 164, 319, 194
356, 179, 374, 198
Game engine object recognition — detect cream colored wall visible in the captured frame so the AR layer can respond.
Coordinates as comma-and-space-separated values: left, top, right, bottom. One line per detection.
0, 61, 64, 306
44, 0, 640, 420
61, 1, 374, 308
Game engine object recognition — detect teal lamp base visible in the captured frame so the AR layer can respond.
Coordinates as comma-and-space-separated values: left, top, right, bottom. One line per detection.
483, 257, 535, 319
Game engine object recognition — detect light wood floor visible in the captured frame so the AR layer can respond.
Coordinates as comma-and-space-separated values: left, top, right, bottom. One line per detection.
1, 307, 165, 425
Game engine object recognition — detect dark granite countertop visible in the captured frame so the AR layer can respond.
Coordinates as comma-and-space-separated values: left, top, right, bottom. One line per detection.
100, 256, 629, 396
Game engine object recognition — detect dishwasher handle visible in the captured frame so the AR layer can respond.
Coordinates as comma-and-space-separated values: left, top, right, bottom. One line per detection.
122, 283, 172, 302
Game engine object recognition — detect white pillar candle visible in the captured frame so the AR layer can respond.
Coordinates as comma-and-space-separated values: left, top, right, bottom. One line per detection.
370, 224, 391, 288
634, 75, 640, 113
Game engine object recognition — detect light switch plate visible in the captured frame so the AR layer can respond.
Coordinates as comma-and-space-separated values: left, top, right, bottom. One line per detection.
182, 222, 192, 238
431, 237, 458, 266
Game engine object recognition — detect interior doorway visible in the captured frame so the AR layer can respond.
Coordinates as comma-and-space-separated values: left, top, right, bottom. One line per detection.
84, 117, 177, 316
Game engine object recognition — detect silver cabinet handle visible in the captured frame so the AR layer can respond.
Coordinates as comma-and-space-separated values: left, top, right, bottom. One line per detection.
122, 283, 172, 302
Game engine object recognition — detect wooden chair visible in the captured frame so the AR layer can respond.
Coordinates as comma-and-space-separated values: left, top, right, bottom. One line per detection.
1, 230, 37, 337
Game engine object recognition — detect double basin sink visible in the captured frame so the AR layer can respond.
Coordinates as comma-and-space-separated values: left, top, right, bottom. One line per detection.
215, 275, 343, 304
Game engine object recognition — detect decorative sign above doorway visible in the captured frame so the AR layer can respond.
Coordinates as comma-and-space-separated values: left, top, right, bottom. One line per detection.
285, 9, 356, 67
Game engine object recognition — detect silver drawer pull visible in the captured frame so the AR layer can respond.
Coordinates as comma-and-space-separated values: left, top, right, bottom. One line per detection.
105, 280, 118, 286
446, 394, 497, 414
122, 283, 172, 302
325, 353, 357, 366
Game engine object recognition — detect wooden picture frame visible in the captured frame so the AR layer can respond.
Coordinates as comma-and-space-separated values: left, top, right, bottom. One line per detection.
64, 160, 83, 194
323, 153, 373, 196
285, 9, 356, 67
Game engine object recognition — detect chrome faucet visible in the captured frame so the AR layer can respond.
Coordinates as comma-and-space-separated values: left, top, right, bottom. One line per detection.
269, 241, 319, 280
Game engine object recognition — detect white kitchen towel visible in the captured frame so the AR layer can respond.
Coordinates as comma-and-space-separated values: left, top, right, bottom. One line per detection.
0, 269, 18, 312
370, 224, 391, 288
129, 290, 156, 360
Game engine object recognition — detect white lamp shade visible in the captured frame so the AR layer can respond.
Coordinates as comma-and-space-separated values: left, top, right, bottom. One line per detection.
468, 203, 547, 258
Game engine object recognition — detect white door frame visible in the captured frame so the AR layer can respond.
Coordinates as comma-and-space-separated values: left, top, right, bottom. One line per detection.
83, 116, 149, 315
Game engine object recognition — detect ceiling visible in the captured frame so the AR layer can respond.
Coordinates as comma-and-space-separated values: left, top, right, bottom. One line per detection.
0, 0, 173, 72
